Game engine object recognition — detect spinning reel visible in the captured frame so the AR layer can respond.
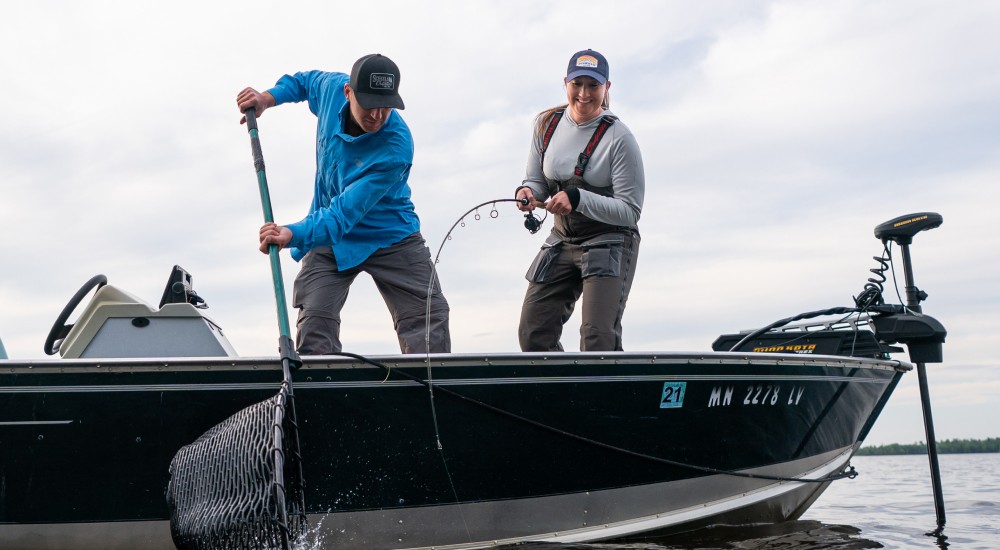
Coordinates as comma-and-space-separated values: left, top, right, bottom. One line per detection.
518, 197, 546, 234
523, 211, 543, 234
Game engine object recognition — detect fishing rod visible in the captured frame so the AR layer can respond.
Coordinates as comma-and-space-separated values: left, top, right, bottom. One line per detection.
418, 196, 547, 451
423, 195, 547, 363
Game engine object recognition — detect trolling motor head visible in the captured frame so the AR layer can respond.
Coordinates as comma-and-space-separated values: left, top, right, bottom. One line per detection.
874, 212, 943, 245
868, 212, 947, 363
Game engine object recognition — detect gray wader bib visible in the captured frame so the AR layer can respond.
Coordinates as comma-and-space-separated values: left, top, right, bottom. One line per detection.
518, 172, 640, 352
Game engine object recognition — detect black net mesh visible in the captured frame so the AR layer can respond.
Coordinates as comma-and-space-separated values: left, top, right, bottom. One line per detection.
167, 384, 306, 549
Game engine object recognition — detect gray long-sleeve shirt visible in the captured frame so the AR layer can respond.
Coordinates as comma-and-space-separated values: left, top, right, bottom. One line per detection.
522, 109, 645, 227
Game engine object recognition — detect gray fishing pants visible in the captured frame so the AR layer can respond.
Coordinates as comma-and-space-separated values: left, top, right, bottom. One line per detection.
292, 233, 451, 354
518, 231, 639, 352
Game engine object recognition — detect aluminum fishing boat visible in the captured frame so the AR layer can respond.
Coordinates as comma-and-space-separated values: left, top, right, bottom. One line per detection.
0, 213, 947, 549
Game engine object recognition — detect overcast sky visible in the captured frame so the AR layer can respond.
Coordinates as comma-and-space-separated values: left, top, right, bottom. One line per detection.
1, 0, 998, 447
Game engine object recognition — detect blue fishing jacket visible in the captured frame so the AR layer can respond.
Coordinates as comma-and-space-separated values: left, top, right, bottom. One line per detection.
267, 71, 419, 269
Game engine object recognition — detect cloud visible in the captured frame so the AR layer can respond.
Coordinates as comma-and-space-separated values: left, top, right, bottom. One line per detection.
1, 0, 998, 444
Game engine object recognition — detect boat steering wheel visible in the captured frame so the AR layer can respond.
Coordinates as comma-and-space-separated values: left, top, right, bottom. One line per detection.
44, 274, 108, 356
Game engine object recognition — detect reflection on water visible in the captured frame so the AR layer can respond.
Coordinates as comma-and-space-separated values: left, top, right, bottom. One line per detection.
629, 521, 883, 549
515, 520, 883, 549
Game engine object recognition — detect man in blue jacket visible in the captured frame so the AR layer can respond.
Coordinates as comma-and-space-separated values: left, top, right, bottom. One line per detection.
237, 53, 450, 354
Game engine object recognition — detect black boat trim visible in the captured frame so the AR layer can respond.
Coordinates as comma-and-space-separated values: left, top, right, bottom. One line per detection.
0, 373, 893, 395
0, 351, 910, 369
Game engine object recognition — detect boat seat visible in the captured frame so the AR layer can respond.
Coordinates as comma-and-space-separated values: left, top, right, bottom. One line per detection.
59, 284, 237, 359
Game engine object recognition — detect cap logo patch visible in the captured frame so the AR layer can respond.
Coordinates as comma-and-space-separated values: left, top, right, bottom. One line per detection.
370, 73, 395, 90
575, 55, 599, 68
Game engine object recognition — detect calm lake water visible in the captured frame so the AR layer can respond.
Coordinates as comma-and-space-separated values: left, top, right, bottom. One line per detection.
516, 453, 999, 549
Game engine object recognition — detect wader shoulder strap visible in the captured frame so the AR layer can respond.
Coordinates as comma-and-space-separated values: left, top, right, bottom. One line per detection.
575, 114, 617, 176
538, 109, 565, 166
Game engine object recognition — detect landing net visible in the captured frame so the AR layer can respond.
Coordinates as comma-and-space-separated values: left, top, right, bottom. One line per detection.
167, 382, 306, 549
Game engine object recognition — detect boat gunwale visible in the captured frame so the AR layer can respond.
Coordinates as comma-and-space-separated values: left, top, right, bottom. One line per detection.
0, 351, 911, 374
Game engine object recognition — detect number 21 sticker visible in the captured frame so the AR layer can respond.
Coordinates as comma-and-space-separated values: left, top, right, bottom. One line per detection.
660, 382, 686, 409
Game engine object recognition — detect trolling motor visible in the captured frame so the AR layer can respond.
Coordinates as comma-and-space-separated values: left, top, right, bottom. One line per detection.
867, 213, 947, 363
717, 213, 949, 535
867, 212, 948, 536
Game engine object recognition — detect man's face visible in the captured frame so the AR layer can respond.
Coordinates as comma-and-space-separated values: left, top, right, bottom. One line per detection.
345, 85, 392, 134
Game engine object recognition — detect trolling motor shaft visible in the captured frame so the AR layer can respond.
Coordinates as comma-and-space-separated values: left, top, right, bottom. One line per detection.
871, 212, 948, 535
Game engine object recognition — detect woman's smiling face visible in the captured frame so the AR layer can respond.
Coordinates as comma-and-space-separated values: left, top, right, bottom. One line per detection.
565, 76, 609, 123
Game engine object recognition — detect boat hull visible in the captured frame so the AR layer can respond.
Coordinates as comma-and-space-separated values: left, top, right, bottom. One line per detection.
0, 351, 906, 549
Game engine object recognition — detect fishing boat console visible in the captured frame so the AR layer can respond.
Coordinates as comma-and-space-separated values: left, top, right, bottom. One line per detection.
43, 265, 236, 359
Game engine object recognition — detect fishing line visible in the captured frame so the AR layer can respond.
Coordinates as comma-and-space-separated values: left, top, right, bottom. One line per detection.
388, 189, 860, 485
418, 196, 541, 543
326, 350, 857, 484
320, 195, 861, 518
420, 197, 543, 451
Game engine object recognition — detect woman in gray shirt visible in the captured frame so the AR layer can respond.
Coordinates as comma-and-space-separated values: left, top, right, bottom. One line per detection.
515, 49, 645, 352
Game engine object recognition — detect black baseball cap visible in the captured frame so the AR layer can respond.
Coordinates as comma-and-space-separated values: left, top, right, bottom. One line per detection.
349, 53, 405, 110
566, 49, 609, 84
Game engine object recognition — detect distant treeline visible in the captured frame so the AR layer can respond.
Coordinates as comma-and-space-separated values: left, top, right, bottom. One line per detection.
857, 437, 1000, 455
